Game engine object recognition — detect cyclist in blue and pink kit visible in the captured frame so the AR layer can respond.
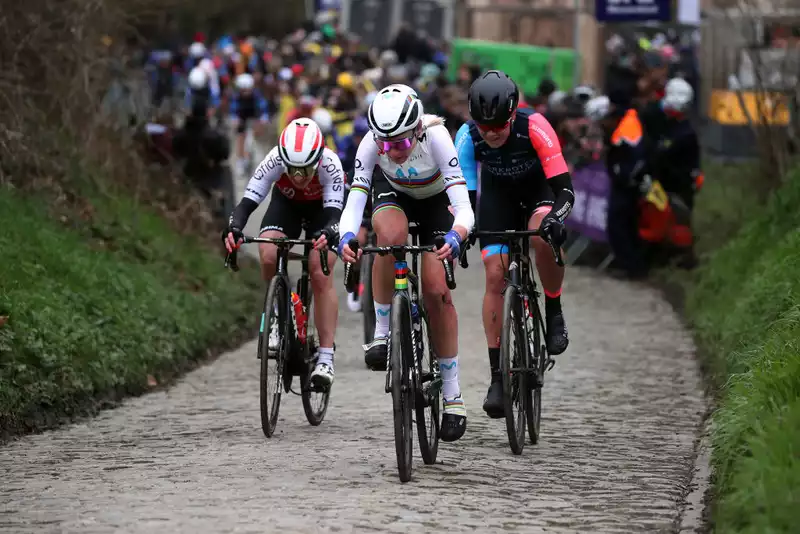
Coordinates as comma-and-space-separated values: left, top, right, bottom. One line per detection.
454, 70, 574, 418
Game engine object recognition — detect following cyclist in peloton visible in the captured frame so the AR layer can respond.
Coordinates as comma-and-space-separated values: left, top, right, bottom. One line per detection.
229, 73, 269, 176
454, 70, 574, 419
337, 84, 475, 443
223, 119, 344, 387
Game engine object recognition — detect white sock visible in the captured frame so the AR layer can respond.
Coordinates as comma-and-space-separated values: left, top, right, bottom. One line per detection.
439, 356, 460, 399
316, 347, 334, 366
374, 302, 391, 338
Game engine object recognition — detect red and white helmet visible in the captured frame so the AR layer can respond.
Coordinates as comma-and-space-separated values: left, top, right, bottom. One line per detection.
278, 119, 325, 169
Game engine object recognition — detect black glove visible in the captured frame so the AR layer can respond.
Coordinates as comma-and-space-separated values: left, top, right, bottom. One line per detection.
222, 216, 244, 248
540, 214, 567, 248
321, 221, 340, 250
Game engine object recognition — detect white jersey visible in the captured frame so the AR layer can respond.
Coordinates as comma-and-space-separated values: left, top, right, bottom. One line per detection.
353, 116, 464, 199
339, 115, 474, 239
243, 146, 345, 210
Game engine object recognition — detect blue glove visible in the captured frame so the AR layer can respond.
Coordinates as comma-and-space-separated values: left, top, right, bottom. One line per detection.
337, 231, 356, 258
441, 229, 462, 260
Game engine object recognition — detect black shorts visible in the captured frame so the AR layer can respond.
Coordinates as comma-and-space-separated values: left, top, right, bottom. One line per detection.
478, 174, 555, 253
235, 107, 256, 134
371, 172, 453, 246
259, 191, 327, 239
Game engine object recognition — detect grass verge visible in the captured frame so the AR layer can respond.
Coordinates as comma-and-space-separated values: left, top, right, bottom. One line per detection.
0, 183, 263, 439
668, 161, 799, 532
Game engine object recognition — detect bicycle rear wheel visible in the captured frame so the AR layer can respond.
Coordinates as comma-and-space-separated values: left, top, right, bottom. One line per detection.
500, 285, 527, 455
527, 298, 547, 445
415, 304, 440, 465
361, 253, 376, 345
390, 293, 414, 483
301, 293, 331, 426
260, 275, 290, 438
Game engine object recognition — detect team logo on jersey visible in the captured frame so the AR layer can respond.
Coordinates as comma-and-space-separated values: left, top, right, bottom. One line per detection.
395, 167, 419, 178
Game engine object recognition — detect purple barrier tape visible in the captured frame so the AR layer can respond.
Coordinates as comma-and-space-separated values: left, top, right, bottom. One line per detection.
566, 162, 610, 243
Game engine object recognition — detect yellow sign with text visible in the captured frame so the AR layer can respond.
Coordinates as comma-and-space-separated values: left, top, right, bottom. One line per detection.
709, 90, 790, 126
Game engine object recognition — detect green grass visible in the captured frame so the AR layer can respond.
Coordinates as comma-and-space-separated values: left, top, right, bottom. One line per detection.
0, 183, 263, 436
681, 162, 800, 532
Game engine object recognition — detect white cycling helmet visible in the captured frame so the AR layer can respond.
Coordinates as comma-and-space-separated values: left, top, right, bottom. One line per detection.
574, 85, 596, 102
188, 66, 208, 90
189, 42, 206, 58
585, 95, 611, 122
663, 77, 694, 113
278, 119, 325, 170
235, 73, 255, 91
367, 84, 423, 139
311, 108, 334, 134
548, 90, 568, 109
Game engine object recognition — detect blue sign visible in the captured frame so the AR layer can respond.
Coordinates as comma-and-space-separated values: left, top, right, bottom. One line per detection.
317, 0, 341, 11
595, 0, 671, 22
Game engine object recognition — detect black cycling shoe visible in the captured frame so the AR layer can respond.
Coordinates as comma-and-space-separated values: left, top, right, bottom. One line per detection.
546, 312, 569, 355
363, 337, 388, 371
482, 379, 504, 419
440, 396, 467, 442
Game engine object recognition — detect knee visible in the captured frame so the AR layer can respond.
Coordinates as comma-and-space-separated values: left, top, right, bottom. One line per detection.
258, 245, 278, 280
422, 279, 451, 310
310, 263, 333, 291
483, 257, 506, 293
531, 235, 551, 257
376, 226, 406, 246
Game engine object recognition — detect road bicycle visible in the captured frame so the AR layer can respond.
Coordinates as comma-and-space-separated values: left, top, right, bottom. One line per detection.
466, 228, 563, 454
225, 229, 333, 437
343, 231, 456, 482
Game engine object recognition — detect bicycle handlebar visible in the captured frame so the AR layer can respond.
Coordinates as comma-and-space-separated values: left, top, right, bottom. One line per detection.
460, 229, 565, 268
224, 232, 332, 275
343, 235, 456, 292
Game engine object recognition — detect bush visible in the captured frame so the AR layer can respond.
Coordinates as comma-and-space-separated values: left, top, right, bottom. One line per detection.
686, 165, 800, 532
0, 184, 264, 436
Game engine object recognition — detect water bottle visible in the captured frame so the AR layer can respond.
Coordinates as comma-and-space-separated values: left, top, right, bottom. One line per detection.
291, 292, 307, 344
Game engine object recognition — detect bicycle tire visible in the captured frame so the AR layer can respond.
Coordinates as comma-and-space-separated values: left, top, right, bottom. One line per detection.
527, 298, 546, 445
415, 304, 440, 465
361, 253, 376, 346
500, 285, 527, 455
260, 275, 290, 438
390, 293, 414, 483
301, 292, 331, 426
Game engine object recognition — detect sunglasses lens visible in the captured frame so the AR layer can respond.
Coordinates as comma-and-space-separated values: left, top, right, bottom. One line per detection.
288, 165, 315, 178
381, 137, 413, 152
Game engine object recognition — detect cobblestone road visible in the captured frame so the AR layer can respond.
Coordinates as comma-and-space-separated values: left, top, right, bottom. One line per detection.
0, 152, 705, 533
1, 258, 704, 533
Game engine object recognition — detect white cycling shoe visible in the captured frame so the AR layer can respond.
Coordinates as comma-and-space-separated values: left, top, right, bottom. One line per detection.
310, 361, 335, 387
347, 291, 362, 313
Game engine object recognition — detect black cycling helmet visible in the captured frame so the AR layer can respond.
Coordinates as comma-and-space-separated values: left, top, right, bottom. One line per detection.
468, 70, 520, 126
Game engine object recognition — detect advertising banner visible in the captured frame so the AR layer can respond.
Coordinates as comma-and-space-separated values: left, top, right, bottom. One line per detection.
448, 39, 577, 93
566, 162, 611, 243
595, 0, 671, 23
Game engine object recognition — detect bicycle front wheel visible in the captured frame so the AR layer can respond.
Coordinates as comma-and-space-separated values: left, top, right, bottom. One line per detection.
415, 304, 440, 465
361, 253, 376, 346
500, 285, 527, 455
527, 298, 547, 445
260, 275, 290, 438
301, 292, 331, 426
390, 293, 414, 483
